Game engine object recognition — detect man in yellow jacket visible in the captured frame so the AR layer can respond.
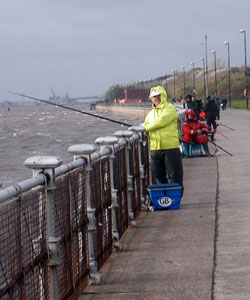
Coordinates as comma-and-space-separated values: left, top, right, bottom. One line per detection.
144, 86, 183, 189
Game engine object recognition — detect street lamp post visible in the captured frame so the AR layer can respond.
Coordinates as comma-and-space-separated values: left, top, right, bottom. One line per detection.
200, 57, 206, 101
172, 69, 176, 100
211, 50, 217, 96
204, 34, 209, 99
190, 61, 195, 98
224, 41, 231, 107
240, 29, 248, 109
181, 66, 186, 97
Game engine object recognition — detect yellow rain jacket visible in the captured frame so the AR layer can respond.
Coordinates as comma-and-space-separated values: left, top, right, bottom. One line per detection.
144, 86, 180, 150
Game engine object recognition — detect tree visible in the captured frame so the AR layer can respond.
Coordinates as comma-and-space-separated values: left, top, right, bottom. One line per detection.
105, 84, 124, 103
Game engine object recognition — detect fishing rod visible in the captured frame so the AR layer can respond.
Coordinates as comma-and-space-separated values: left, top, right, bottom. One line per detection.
209, 140, 233, 157
205, 124, 228, 139
8, 91, 132, 127
215, 130, 228, 139
218, 123, 235, 131
208, 127, 228, 139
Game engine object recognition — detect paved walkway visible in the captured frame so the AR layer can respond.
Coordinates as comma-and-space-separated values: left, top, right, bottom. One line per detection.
213, 108, 250, 300
79, 108, 250, 300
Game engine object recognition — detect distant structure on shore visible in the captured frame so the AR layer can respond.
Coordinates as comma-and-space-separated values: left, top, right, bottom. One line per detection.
0, 89, 105, 108
115, 88, 150, 104
49, 87, 105, 104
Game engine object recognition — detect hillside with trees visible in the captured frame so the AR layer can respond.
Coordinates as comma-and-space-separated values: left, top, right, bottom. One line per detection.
105, 65, 249, 108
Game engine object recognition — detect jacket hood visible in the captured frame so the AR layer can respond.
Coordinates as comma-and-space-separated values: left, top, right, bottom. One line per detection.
185, 109, 197, 121
149, 86, 168, 106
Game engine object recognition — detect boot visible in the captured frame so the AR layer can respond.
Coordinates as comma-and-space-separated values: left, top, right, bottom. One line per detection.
202, 143, 212, 156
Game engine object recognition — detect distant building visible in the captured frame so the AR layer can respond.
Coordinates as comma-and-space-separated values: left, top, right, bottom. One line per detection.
117, 88, 150, 104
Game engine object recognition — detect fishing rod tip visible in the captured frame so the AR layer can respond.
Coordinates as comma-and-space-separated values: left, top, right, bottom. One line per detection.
8, 90, 19, 95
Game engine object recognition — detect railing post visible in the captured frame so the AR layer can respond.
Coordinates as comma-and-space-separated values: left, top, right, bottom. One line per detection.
95, 136, 122, 249
67, 144, 102, 285
113, 130, 136, 225
24, 155, 63, 300
128, 125, 146, 207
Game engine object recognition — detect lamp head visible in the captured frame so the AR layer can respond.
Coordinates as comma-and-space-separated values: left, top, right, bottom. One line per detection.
224, 41, 229, 45
240, 29, 245, 33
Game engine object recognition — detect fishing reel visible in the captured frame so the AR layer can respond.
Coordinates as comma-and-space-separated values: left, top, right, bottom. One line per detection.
207, 131, 215, 141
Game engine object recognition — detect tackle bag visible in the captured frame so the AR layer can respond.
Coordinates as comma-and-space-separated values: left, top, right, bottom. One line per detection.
146, 183, 182, 210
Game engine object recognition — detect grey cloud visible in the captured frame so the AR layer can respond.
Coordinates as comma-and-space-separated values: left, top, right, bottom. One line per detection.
1, 0, 250, 100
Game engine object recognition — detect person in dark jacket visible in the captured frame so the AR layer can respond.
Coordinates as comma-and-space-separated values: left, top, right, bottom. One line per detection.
193, 98, 203, 119
185, 94, 194, 109
204, 96, 218, 140
220, 96, 228, 110
215, 97, 221, 120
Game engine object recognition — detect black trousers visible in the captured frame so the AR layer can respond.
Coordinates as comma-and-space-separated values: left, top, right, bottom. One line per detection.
206, 118, 217, 131
150, 148, 183, 187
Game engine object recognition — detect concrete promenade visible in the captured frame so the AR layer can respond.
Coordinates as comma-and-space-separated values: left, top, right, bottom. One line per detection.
79, 108, 250, 300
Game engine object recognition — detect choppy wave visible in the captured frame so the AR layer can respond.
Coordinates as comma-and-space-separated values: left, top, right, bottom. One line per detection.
0, 105, 142, 188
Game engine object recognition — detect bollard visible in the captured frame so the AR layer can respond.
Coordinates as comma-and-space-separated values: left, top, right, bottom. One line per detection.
129, 125, 147, 208
24, 155, 63, 300
95, 136, 123, 249
113, 130, 136, 226
67, 144, 102, 285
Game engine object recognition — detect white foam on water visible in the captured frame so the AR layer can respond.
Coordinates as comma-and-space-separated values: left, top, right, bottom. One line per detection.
37, 132, 51, 137
39, 116, 48, 121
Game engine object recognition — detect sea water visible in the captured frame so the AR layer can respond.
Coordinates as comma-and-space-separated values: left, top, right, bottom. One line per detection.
0, 104, 142, 188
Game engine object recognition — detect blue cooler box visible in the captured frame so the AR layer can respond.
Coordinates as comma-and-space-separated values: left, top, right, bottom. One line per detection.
147, 183, 182, 210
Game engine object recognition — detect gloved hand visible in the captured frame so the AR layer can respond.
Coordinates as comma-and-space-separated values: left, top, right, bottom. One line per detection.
201, 128, 208, 134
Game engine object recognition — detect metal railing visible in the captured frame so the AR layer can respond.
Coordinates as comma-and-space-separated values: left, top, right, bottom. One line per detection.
0, 112, 184, 300
0, 125, 149, 300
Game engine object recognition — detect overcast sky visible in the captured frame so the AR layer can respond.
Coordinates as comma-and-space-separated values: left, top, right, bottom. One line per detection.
1, 0, 250, 101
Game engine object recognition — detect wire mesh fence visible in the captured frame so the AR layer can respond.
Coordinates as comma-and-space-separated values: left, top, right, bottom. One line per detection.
129, 142, 141, 218
90, 158, 113, 270
53, 168, 89, 300
113, 147, 129, 239
0, 128, 150, 300
0, 187, 49, 300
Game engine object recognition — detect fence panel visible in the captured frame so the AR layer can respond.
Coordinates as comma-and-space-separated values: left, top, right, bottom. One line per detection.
113, 147, 129, 238
52, 167, 88, 300
141, 138, 151, 196
129, 141, 141, 218
90, 157, 113, 270
0, 187, 49, 300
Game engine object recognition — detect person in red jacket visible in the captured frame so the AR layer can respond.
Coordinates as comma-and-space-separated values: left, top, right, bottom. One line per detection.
182, 109, 212, 156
